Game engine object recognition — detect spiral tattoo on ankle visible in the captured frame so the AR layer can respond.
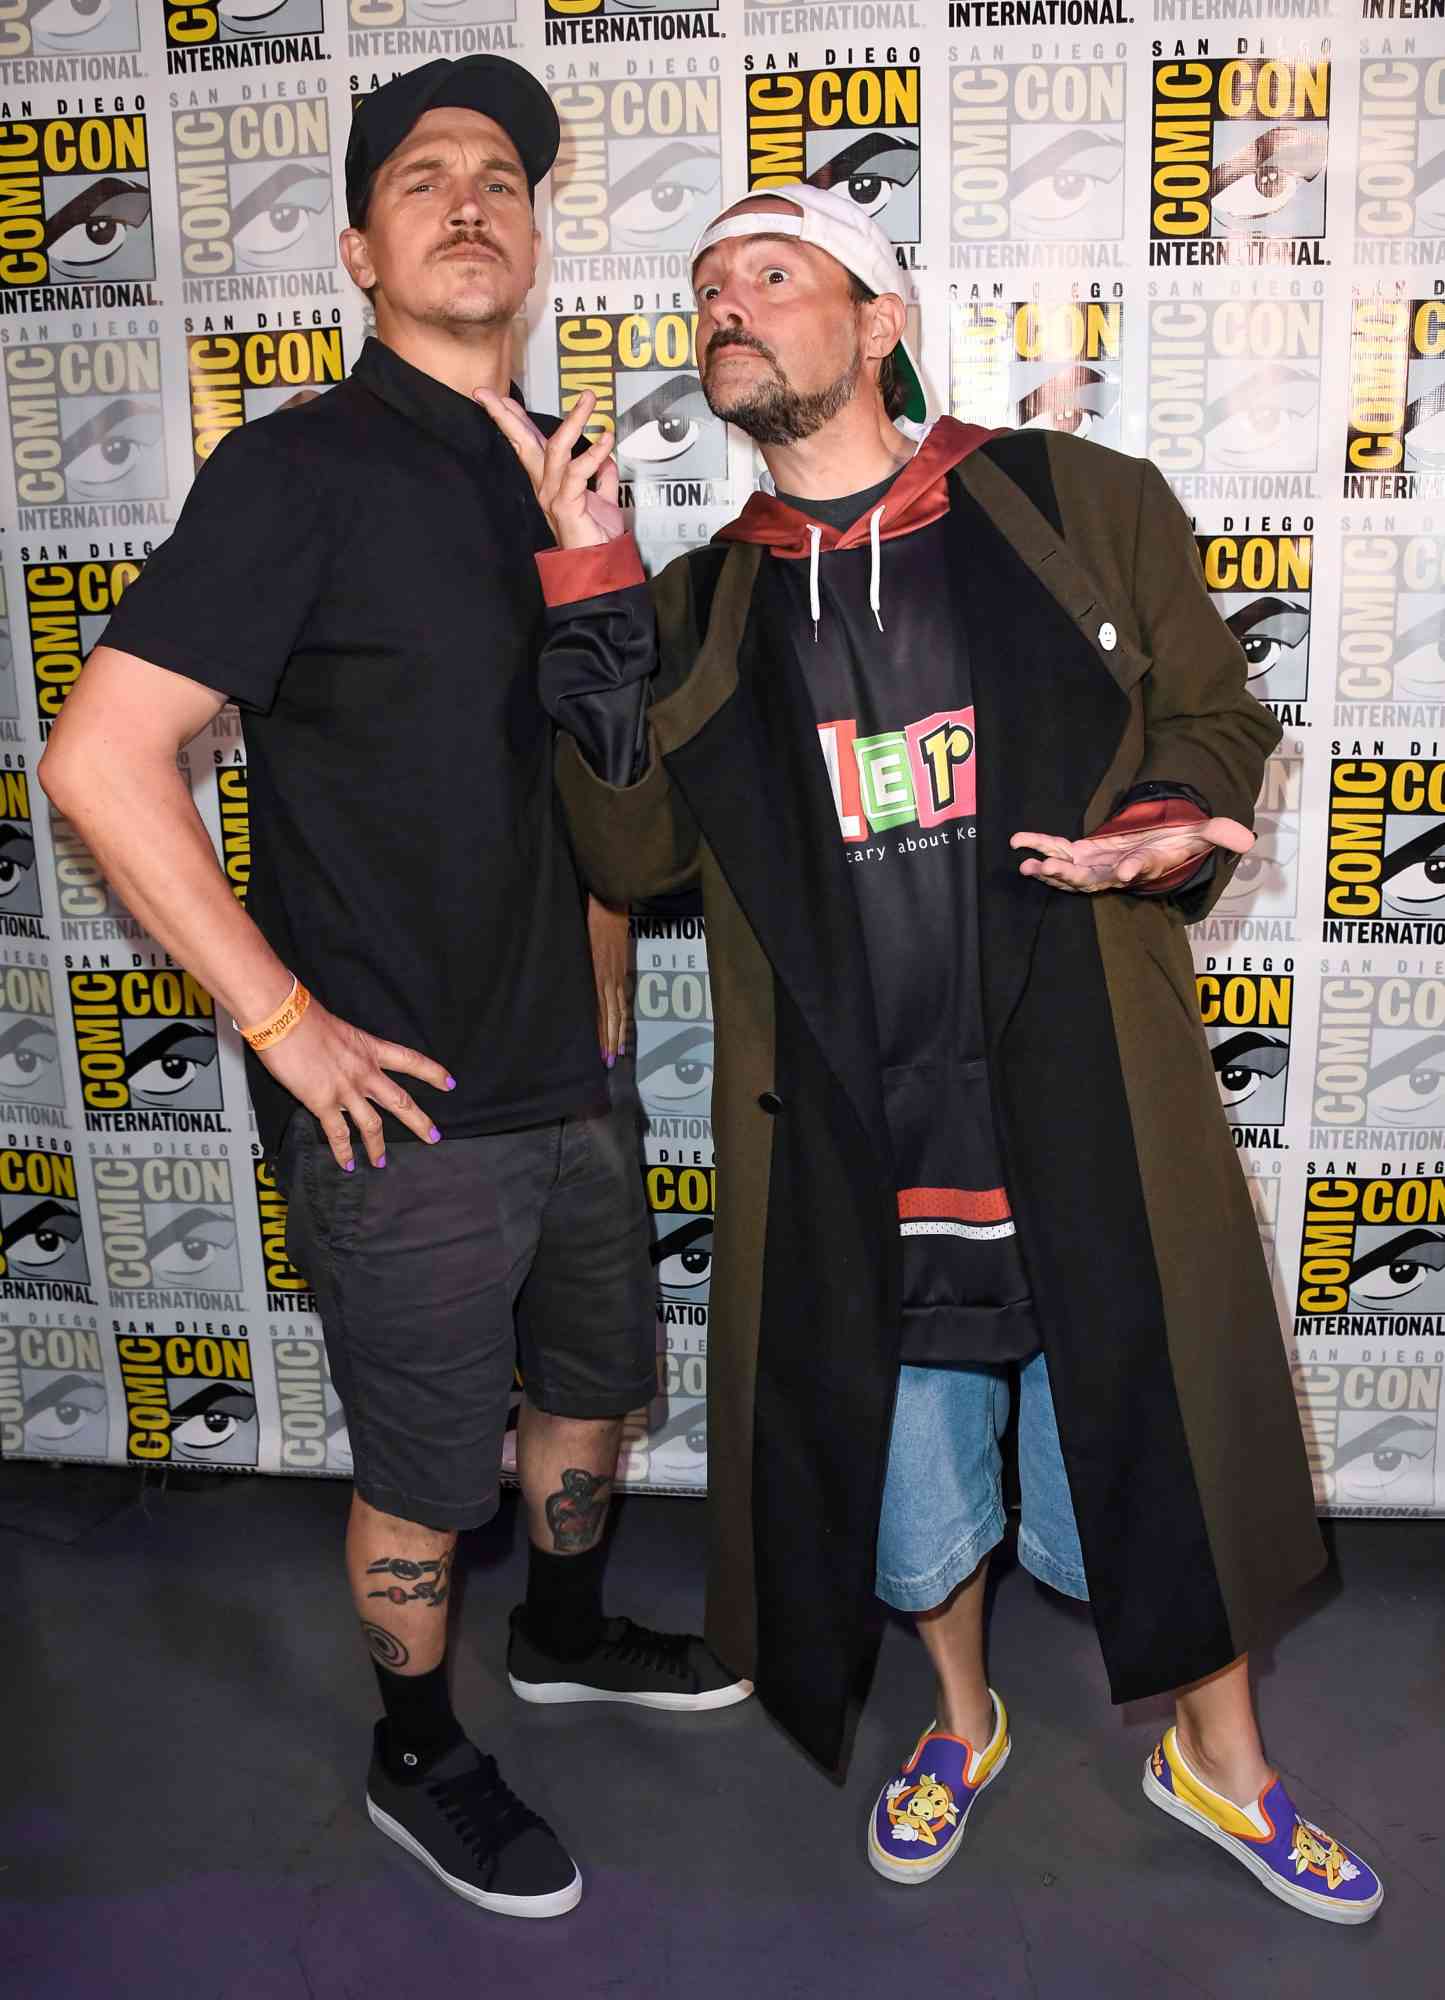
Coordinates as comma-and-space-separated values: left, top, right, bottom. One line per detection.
362, 1621, 410, 1669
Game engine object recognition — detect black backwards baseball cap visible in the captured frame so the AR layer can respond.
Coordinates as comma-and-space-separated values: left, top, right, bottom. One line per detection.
345, 57, 561, 228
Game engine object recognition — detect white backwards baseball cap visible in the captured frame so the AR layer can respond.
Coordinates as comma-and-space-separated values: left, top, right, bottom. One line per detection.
689, 180, 926, 424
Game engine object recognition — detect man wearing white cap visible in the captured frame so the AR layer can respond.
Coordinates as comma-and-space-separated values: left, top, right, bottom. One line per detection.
480, 184, 1381, 1924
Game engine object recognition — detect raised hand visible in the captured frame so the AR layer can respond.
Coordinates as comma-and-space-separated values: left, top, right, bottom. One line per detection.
474, 385, 625, 550
258, 996, 454, 1170
1009, 816, 1255, 894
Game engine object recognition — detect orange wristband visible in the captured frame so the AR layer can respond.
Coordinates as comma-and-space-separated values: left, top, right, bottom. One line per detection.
235, 977, 310, 1051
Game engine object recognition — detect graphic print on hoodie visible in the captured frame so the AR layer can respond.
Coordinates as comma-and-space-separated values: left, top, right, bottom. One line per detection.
719, 418, 1040, 1365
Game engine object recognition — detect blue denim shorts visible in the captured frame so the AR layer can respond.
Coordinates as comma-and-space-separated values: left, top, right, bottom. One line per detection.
875, 1352, 1089, 1612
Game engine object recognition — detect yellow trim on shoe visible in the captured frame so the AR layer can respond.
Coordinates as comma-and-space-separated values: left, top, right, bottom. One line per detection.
1161, 1728, 1273, 1841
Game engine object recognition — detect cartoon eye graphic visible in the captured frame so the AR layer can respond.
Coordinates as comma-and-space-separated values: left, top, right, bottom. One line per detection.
62, 397, 163, 500
0, 824, 37, 900
30, 0, 113, 40
1391, 606, 1445, 697
1381, 819, 1445, 913
1016, 364, 1118, 440
1366, 1033, 1445, 1124
636, 1026, 714, 1107
1210, 1030, 1288, 1108
1009, 133, 1123, 236
216, 0, 291, 29
170, 1382, 256, 1454
44, 176, 150, 275
1204, 363, 1317, 470
4, 1198, 83, 1274
1334, 1415, 1435, 1496
1209, 125, 1327, 229
807, 134, 920, 220
1348, 1226, 1445, 1304
1404, 381, 1445, 473
617, 375, 711, 467
652, 1218, 713, 1294
0, 1017, 59, 1093
610, 143, 720, 247
148, 1206, 238, 1283
23, 1373, 106, 1449
1224, 597, 1310, 682
1217, 814, 1297, 907
124, 1022, 218, 1102
232, 165, 333, 268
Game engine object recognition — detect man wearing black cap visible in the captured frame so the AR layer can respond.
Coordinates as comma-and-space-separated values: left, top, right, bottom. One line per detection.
39, 56, 748, 1923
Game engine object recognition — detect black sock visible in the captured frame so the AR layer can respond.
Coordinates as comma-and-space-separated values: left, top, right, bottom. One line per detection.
373, 1659, 465, 1772
525, 1542, 606, 1660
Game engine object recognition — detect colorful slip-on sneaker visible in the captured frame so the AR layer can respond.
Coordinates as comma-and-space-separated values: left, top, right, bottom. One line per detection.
867, 1693, 1011, 1885
1143, 1727, 1383, 1925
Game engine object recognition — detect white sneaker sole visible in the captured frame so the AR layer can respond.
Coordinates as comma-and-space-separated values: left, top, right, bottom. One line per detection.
867, 1738, 1011, 1885
366, 1797, 583, 1919
508, 1672, 754, 1712
1141, 1761, 1383, 1925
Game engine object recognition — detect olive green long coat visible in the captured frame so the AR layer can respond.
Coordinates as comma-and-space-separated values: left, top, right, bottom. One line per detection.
555, 429, 1325, 1771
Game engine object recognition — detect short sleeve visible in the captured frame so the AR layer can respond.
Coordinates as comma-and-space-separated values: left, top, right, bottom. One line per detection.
100, 419, 328, 714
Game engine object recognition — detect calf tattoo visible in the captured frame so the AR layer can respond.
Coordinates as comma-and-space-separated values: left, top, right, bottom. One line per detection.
362, 1621, 410, 1669
365, 1550, 453, 1609
544, 1467, 612, 1552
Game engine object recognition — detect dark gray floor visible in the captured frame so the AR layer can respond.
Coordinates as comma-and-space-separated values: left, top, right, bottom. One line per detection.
1, 1463, 1440, 1999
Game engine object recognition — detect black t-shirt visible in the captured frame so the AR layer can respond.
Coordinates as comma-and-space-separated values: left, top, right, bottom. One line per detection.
104, 337, 603, 1155
764, 499, 1039, 1365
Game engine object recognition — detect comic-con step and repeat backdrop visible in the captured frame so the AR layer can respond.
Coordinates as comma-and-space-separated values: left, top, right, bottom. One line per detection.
0, 1, 1441, 1517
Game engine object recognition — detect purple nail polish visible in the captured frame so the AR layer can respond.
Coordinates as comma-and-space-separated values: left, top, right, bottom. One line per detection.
606, 1052, 616, 1069
376, 1153, 387, 1170
445, 1075, 457, 1091
343, 1160, 355, 1173
427, 1125, 441, 1143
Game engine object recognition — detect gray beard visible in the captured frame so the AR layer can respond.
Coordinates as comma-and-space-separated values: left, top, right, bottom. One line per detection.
705, 347, 861, 446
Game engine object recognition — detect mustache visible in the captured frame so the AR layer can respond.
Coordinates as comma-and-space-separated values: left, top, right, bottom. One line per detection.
434, 232, 508, 264
704, 326, 778, 368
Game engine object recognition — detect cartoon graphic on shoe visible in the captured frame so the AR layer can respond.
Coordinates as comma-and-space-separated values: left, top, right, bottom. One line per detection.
867, 1692, 1010, 1884
1143, 1727, 1383, 1925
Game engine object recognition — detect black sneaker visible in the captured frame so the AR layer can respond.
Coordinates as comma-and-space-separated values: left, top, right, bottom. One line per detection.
365, 1722, 582, 1919
507, 1607, 754, 1712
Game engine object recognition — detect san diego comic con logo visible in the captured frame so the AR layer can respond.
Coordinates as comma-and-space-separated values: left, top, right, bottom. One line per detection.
746, 62, 921, 249
1355, 56, 1445, 261
116, 1326, 256, 1467
1295, 1356, 1442, 1513
1324, 758, 1445, 944
50, 803, 140, 941
3, 336, 166, 522
173, 94, 337, 305
272, 1329, 350, 1473
347, 0, 518, 66
555, 308, 725, 497
950, 298, 1122, 447
1297, 1174, 1445, 1333
67, 964, 224, 1131
0, 570, 19, 734
0, 767, 44, 928
0, 1144, 90, 1297
544, 0, 719, 50
164, 0, 325, 75
0, 112, 155, 298
1313, 973, 1445, 1145
1196, 529, 1311, 721
633, 932, 713, 1143
95, 1153, 243, 1308
549, 74, 720, 278
1336, 527, 1445, 719
187, 319, 345, 467
25, 558, 142, 737
0, 959, 64, 1121
253, 1153, 317, 1315
0, 0, 141, 73
0, 1321, 107, 1459
1146, 296, 1323, 500
1344, 294, 1445, 502
1150, 56, 1330, 268
212, 749, 249, 905
949, 62, 1125, 268
1196, 966, 1292, 1138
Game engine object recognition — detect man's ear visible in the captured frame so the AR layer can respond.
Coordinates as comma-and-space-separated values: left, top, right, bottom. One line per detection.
865, 291, 907, 363
340, 226, 375, 294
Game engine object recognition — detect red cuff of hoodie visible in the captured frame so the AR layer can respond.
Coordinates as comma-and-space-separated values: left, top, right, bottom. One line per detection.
1092, 795, 1210, 896
536, 537, 645, 608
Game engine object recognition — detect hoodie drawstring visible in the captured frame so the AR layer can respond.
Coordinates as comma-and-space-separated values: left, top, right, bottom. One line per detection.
807, 523, 822, 644
868, 504, 886, 632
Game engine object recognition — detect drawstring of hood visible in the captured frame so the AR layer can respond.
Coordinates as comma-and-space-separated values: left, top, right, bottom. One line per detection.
868, 504, 885, 633
807, 523, 822, 644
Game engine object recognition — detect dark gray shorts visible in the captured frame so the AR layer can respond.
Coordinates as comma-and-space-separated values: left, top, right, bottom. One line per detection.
276, 1070, 657, 1531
